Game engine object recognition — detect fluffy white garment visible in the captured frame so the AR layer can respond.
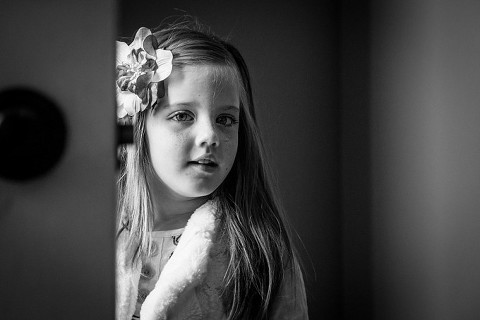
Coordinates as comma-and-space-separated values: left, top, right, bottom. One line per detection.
116, 199, 218, 320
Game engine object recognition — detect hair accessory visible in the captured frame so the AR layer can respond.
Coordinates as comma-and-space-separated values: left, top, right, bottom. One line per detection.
116, 27, 173, 119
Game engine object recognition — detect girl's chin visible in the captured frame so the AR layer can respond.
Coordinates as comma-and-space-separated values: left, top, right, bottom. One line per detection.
179, 188, 216, 199
173, 182, 219, 199
150, 171, 222, 199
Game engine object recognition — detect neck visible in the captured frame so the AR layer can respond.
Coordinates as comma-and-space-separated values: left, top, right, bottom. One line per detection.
151, 195, 209, 231
148, 175, 210, 231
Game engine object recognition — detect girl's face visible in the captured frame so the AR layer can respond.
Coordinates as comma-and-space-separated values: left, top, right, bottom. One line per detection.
146, 64, 240, 199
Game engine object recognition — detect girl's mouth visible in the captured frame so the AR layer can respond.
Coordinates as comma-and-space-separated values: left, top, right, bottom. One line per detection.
188, 158, 218, 167
188, 160, 218, 167
188, 161, 219, 173
188, 154, 219, 173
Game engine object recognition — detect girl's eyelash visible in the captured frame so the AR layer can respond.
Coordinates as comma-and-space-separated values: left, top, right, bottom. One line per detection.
168, 111, 239, 126
169, 111, 194, 122
217, 114, 239, 127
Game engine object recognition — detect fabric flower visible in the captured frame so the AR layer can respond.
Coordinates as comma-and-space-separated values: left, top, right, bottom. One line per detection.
116, 27, 173, 118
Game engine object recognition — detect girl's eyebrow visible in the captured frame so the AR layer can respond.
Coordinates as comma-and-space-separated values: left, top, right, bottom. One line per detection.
160, 102, 240, 112
167, 101, 196, 107
156, 101, 196, 110
218, 105, 240, 112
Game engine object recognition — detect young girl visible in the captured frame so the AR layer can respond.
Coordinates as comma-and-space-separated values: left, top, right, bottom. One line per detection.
116, 19, 308, 320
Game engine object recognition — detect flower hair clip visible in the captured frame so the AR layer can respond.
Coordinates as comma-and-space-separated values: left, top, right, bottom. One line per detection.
116, 27, 173, 119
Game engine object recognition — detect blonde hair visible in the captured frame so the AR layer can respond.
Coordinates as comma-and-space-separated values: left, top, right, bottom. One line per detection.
117, 18, 299, 319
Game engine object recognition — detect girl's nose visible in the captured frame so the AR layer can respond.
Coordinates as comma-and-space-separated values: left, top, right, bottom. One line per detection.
195, 118, 219, 148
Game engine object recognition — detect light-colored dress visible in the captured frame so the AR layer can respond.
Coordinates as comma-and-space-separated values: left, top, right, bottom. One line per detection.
116, 200, 309, 320
132, 228, 184, 319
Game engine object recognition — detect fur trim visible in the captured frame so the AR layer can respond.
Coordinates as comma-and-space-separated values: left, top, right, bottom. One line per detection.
116, 199, 219, 320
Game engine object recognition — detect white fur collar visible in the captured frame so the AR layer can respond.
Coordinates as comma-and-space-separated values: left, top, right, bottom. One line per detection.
116, 199, 219, 320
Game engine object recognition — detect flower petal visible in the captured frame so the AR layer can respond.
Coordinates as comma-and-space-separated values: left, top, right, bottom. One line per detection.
129, 95, 143, 115
150, 82, 158, 104
117, 90, 143, 117
150, 72, 161, 83
116, 41, 130, 65
135, 72, 154, 94
116, 89, 129, 118
155, 49, 173, 81
117, 106, 127, 119
130, 27, 151, 50
142, 34, 159, 58
115, 27, 173, 119
156, 81, 166, 99
140, 87, 150, 106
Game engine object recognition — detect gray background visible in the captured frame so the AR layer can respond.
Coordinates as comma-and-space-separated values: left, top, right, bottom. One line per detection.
121, 0, 480, 319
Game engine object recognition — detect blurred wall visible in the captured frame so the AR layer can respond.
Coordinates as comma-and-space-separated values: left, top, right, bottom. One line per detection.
370, 0, 480, 319
340, 1, 372, 318
0, 0, 117, 318
120, 0, 342, 319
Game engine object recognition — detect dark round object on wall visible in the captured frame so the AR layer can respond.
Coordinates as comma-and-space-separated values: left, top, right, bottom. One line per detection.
0, 87, 67, 181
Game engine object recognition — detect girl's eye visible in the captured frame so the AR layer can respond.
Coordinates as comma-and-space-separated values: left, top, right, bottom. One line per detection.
217, 115, 238, 127
170, 112, 194, 122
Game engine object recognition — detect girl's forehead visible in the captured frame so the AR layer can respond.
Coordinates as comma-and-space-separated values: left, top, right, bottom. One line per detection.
171, 64, 239, 85
163, 64, 241, 104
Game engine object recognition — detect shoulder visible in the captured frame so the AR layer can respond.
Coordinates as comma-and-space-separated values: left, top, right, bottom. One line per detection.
270, 256, 309, 320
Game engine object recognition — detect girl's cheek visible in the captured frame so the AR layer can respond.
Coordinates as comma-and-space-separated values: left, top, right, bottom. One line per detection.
222, 137, 238, 146
174, 131, 192, 149
220, 126, 239, 141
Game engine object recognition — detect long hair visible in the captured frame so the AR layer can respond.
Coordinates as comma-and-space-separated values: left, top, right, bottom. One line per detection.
117, 18, 298, 319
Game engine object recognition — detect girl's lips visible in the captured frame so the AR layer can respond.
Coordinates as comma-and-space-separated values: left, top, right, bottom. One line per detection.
188, 161, 219, 173
188, 159, 218, 166
190, 154, 218, 165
